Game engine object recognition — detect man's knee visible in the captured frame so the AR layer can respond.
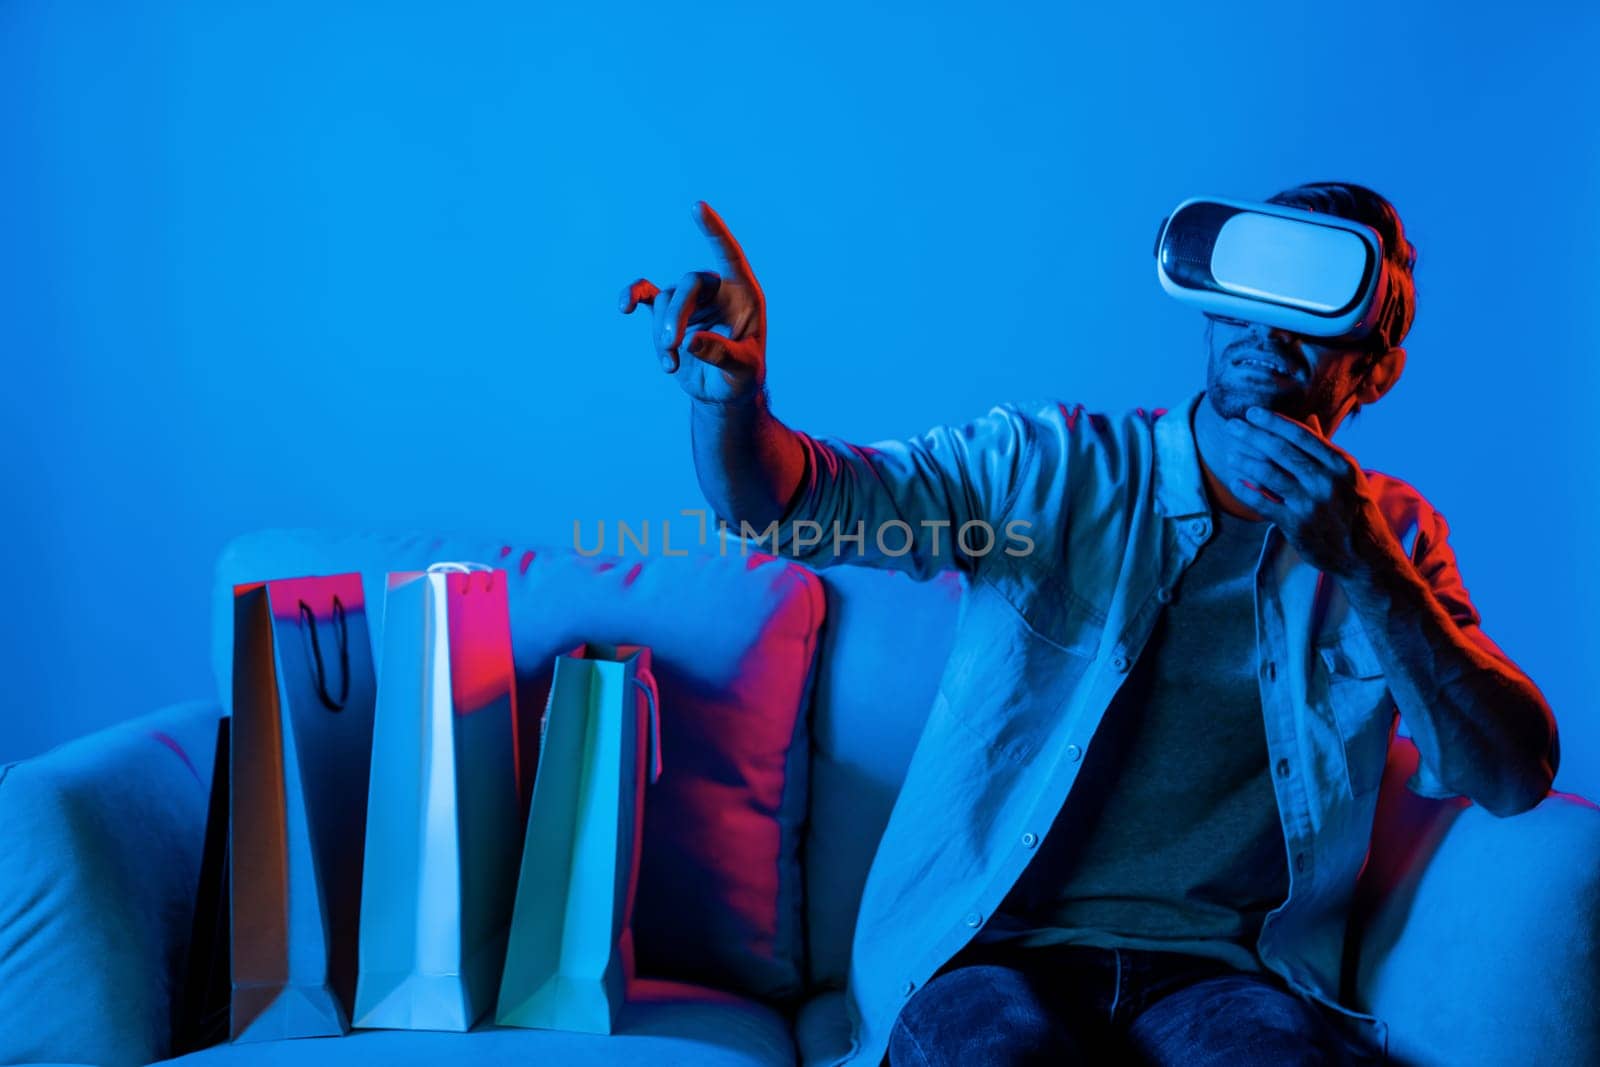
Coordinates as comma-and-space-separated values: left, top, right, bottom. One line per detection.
1126, 974, 1358, 1067
888, 963, 1092, 1067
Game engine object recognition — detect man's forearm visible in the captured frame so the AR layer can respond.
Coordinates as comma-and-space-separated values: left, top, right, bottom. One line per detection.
1338, 535, 1559, 817
689, 389, 808, 532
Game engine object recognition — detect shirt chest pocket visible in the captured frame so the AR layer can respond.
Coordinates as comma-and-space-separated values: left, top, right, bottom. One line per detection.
943, 573, 1105, 763
1316, 627, 1394, 797
1014, 572, 1105, 659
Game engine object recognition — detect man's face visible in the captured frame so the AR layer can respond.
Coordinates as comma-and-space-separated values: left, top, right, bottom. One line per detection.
1203, 315, 1378, 425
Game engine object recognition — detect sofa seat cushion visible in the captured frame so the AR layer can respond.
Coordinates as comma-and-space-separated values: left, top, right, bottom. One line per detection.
211, 530, 824, 1004
165, 979, 796, 1067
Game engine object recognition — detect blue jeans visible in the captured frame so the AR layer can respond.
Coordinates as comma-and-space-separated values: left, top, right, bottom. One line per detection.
888, 940, 1376, 1066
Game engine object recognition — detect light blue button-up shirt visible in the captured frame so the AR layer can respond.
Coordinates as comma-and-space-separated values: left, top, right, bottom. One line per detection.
764, 390, 1492, 1066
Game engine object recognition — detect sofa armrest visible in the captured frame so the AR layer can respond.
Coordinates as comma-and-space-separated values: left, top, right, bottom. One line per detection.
1349, 737, 1600, 1067
0, 701, 221, 1067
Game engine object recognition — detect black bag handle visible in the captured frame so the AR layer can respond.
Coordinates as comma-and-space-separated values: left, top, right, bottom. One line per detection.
298, 595, 350, 712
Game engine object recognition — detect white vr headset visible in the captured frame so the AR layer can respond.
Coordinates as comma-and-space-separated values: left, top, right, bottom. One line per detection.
1154, 196, 1394, 344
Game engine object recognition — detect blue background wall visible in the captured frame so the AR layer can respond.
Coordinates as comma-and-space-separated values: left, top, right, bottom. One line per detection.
4, 2, 1596, 799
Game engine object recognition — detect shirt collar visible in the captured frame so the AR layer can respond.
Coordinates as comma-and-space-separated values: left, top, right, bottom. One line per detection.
1154, 390, 1212, 519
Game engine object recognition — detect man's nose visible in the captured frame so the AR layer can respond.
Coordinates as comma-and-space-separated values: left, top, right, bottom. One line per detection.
1251, 322, 1300, 348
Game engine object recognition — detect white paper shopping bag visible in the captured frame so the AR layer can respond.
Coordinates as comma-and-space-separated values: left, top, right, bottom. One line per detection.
353, 563, 524, 1032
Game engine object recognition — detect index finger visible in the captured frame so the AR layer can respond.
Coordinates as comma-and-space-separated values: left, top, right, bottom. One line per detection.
692, 201, 760, 290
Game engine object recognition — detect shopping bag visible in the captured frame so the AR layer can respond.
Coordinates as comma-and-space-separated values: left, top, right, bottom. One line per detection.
495, 643, 663, 1035
174, 717, 231, 1055
230, 574, 376, 1041
353, 564, 524, 1032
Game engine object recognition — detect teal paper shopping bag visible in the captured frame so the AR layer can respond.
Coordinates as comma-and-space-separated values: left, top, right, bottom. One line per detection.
496, 643, 662, 1035
230, 574, 376, 1041
354, 564, 524, 1032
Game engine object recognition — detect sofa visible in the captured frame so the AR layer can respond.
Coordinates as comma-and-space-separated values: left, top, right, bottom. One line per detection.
2, 528, 1597, 1067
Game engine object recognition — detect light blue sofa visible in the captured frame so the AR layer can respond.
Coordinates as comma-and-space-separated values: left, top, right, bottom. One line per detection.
2, 531, 1597, 1067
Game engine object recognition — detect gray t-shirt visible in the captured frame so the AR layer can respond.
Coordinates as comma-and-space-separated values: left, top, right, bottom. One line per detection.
975, 506, 1290, 972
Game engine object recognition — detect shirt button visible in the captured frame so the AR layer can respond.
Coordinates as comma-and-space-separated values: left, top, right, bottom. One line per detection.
1111, 655, 1130, 673
1190, 519, 1209, 538
1066, 744, 1083, 762
901, 979, 916, 997
1276, 758, 1290, 779
1295, 852, 1308, 873
1022, 831, 1039, 848
963, 911, 984, 928
1264, 661, 1277, 681
1156, 587, 1173, 604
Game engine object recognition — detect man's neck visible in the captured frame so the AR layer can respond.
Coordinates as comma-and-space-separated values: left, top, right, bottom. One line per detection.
1191, 393, 1268, 522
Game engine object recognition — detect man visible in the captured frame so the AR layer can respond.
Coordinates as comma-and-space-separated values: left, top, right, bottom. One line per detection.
619, 184, 1559, 1066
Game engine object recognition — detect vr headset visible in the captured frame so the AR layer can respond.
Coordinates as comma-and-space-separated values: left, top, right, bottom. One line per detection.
1154, 196, 1395, 346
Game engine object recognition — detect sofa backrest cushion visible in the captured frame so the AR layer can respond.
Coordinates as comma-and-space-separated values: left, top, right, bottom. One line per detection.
212, 530, 825, 1004
803, 567, 965, 989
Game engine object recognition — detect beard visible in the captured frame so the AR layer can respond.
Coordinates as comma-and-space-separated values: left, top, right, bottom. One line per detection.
1207, 378, 1319, 422
1205, 342, 1340, 424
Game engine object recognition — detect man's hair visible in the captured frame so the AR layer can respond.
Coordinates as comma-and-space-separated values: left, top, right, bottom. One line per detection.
1266, 181, 1418, 352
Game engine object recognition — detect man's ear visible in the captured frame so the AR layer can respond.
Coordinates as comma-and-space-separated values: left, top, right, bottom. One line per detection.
1356, 345, 1406, 405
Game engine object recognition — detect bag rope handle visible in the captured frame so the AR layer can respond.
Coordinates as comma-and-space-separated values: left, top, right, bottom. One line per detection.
297, 595, 350, 712
631, 674, 663, 784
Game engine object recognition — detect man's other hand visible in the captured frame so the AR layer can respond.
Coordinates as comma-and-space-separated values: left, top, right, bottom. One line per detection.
1225, 407, 1403, 581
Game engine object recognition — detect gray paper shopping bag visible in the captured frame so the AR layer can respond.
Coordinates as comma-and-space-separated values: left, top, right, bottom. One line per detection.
230, 574, 376, 1041
496, 643, 662, 1035
353, 563, 524, 1032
